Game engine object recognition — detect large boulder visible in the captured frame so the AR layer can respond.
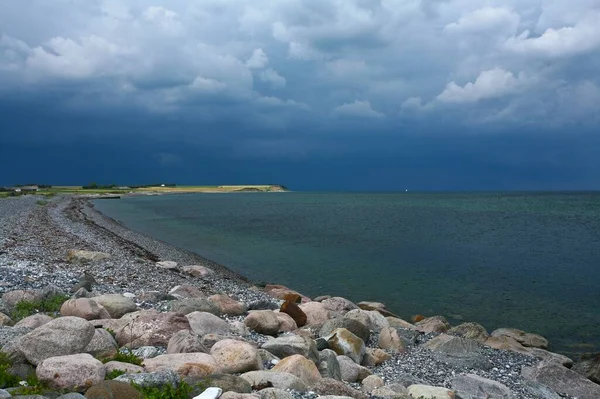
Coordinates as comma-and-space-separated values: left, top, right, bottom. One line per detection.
407, 384, 455, 399
103, 361, 145, 374
385, 317, 416, 331
170, 298, 221, 315
13, 314, 53, 329
491, 328, 548, 349
357, 301, 401, 318
321, 297, 359, 315
60, 298, 111, 320
572, 353, 600, 383
36, 353, 105, 391
209, 294, 247, 316
318, 349, 342, 380
84, 380, 142, 399
274, 312, 298, 333
143, 353, 219, 378
336, 356, 372, 383
156, 260, 178, 269
91, 294, 138, 318
169, 284, 206, 299
299, 302, 331, 326
522, 360, 600, 399
451, 374, 514, 399
361, 375, 384, 393
211, 339, 263, 373
114, 369, 180, 387
326, 328, 366, 364
272, 354, 321, 386
319, 317, 370, 343
415, 316, 451, 334
1, 289, 43, 312
244, 311, 280, 336
240, 371, 307, 392
264, 285, 310, 303
484, 336, 531, 354
424, 334, 491, 370
530, 348, 573, 367
19, 316, 95, 365
312, 378, 368, 399
447, 322, 489, 344
182, 265, 215, 278
378, 327, 407, 353
259, 388, 293, 399
84, 328, 118, 358
261, 335, 319, 363
187, 312, 231, 337
345, 309, 389, 333
280, 301, 307, 327
167, 330, 208, 354
0, 312, 12, 326
115, 310, 190, 348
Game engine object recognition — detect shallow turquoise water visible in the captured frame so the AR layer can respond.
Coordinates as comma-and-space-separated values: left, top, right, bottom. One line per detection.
94, 192, 600, 355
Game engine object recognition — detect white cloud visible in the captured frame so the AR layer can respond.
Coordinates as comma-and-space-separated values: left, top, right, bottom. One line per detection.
333, 100, 383, 118
259, 68, 286, 88
445, 7, 520, 35
246, 48, 268, 69
437, 68, 521, 103
505, 13, 600, 57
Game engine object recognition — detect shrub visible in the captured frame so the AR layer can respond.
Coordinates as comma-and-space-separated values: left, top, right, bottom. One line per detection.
0, 352, 20, 389
106, 369, 127, 380
102, 350, 143, 366
133, 380, 209, 399
10, 294, 70, 321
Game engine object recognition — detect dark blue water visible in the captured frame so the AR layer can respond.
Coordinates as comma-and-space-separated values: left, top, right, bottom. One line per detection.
94, 192, 600, 355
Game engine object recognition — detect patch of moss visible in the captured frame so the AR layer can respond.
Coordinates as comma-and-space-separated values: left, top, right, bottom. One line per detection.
106, 369, 127, 380
133, 380, 210, 399
10, 294, 70, 321
102, 350, 143, 366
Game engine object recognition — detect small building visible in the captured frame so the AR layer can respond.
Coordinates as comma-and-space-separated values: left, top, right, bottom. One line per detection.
20, 185, 39, 192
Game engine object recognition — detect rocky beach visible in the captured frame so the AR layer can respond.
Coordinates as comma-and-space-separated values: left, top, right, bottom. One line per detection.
1, 195, 599, 399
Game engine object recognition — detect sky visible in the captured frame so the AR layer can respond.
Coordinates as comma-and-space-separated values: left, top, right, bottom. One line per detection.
1, 0, 600, 191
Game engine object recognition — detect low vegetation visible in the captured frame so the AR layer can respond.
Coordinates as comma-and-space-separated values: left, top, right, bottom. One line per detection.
101, 350, 143, 366
133, 380, 209, 399
105, 369, 126, 380
10, 294, 70, 321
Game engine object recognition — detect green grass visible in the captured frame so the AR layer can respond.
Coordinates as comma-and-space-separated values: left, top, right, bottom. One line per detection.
6, 373, 47, 396
133, 380, 209, 399
106, 369, 127, 380
10, 294, 70, 321
102, 350, 143, 366
0, 353, 20, 389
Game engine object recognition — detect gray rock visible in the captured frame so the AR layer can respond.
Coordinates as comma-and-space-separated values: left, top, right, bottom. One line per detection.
321, 297, 359, 315
360, 375, 384, 393
424, 334, 492, 370
572, 352, 600, 383
131, 346, 160, 359
240, 371, 307, 392
244, 311, 280, 336
447, 322, 490, 344
169, 298, 221, 315
83, 328, 118, 358
114, 369, 180, 387
186, 312, 230, 337
318, 349, 342, 381
491, 328, 548, 349
336, 355, 371, 383
261, 335, 319, 363
13, 314, 53, 329
325, 328, 366, 364
344, 310, 389, 333
319, 317, 370, 343
451, 374, 514, 399
92, 294, 138, 318
311, 378, 368, 399
247, 300, 279, 311
530, 348, 573, 368
184, 374, 252, 394
370, 386, 409, 399
415, 316, 451, 334
259, 388, 294, 399
18, 316, 95, 365
0, 389, 11, 399
56, 393, 86, 399
201, 334, 232, 350
523, 380, 562, 399
522, 360, 600, 399
67, 250, 110, 262
167, 330, 207, 354
156, 260, 178, 270
391, 373, 426, 388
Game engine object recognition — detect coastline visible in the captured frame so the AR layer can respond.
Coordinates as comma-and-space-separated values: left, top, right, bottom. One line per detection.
1, 194, 598, 398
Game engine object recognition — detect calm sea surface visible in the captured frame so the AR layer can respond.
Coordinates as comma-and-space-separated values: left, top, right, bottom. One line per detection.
94, 192, 600, 355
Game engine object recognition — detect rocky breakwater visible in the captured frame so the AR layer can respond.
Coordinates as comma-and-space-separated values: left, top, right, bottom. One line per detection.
2, 268, 600, 399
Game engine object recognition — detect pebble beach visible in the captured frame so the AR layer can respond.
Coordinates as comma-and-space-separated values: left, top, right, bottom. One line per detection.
1, 194, 599, 399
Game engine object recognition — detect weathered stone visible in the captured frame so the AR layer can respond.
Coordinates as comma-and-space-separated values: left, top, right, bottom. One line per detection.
259, 388, 293, 399
57, 394, 87, 399
391, 374, 427, 388
209, 294, 247, 316
361, 348, 391, 367
220, 393, 260, 399
137, 291, 173, 303
84, 328, 118, 358
272, 354, 321, 386
451, 374, 514, 399
71, 273, 97, 293
103, 360, 145, 374
326, 328, 365, 364
378, 327, 407, 353
313, 296, 332, 302
424, 334, 491, 370
84, 380, 143, 399
264, 285, 310, 303
321, 297, 359, 316
522, 360, 600, 399
244, 311, 281, 336
187, 311, 230, 337
312, 378, 368, 399
261, 335, 319, 363
19, 316, 95, 365
447, 322, 489, 344
182, 265, 215, 278
318, 349, 342, 380
491, 328, 548, 349
170, 298, 221, 316
167, 330, 208, 354
415, 316, 451, 334
114, 369, 180, 388
280, 301, 307, 328
143, 353, 219, 377
230, 321, 249, 336
211, 339, 262, 374
68, 250, 111, 262
89, 318, 128, 333
299, 302, 331, 326
337, 356, 372, 382
91, 294, 138, 319
361, 375, 384, 393
13, 314, 53, 329
0, 389, 11, 398
184, 374, 252, 394
132, 346, 161, 359
407, 384, 455, 399
319, 317, 370, 343
274, 312, 297, 333
115, 310, 190, 348
247, 300, 280, 311
156, 260, 178, 269
36, 353, 105, 391
0, 312, 12, 326
1, 290, 42, 312
385, 317, 416, 331
370, 386, 409, 399
572, 353, 600, 384
60, 298, 111, 320
530, 348, 573, 367
240, 371, 307, 392
357, 302, 402, 319
345, 309, 389, 333
483, 336, 531, 354
201, 334, 234, 350
169, 284, 206, 299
